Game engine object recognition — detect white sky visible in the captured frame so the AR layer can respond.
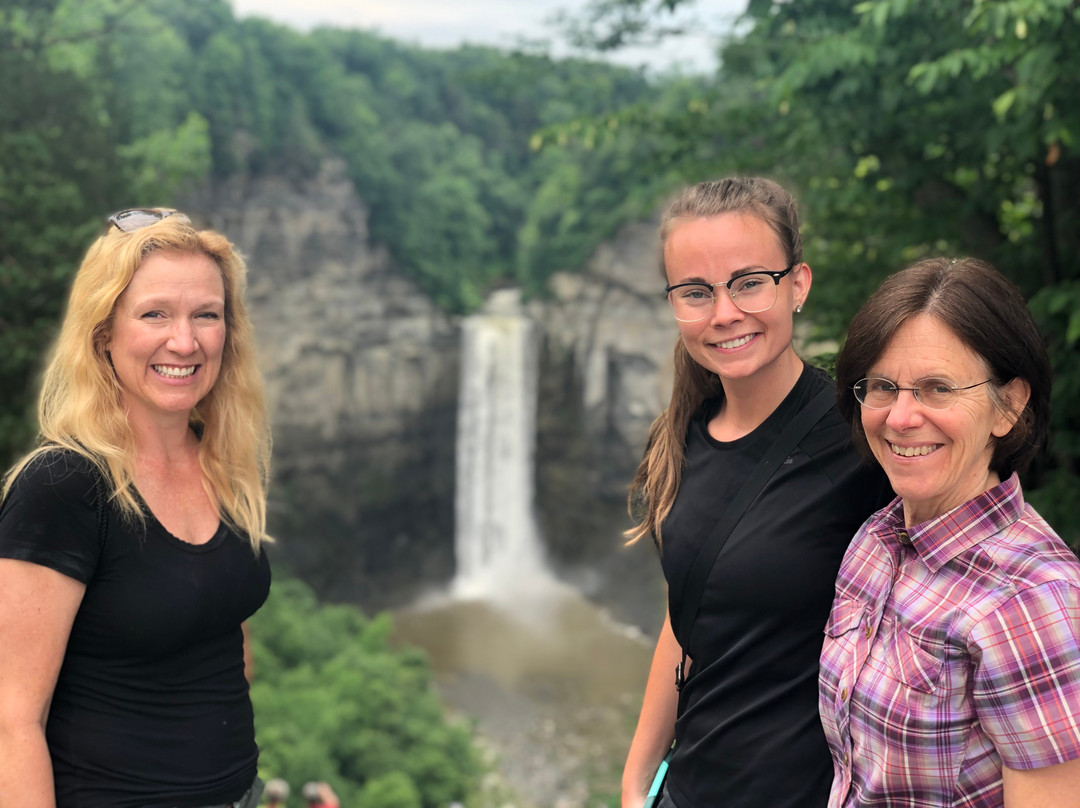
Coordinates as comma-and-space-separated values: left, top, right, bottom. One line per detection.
229, 0, 748, 75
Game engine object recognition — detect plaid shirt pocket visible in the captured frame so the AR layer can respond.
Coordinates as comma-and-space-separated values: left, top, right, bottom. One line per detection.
886, 625, 943, 694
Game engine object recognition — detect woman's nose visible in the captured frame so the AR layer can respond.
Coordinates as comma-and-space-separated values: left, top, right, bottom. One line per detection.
167, 320, 198, 354
885, 388, 925, 429
707, 287, 745, 326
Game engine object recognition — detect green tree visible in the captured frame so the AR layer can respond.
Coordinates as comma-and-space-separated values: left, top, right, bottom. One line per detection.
562, 0, 1080, 543
740, 0, 1078, 541
0, 0, 207, 464
356, 772, 423, 808
247, 578, 481, 808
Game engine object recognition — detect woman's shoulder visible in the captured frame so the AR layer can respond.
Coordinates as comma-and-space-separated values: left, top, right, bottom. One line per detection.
0, 447, 107, 582
5, 446, 104, 507
797, 366, 849, 448
975, 504, 1080, 596
803, 361, 838, 392
796, 367, 893, 504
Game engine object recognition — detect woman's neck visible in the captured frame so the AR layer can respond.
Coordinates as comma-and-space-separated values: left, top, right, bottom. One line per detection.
126, 407, 199, 466
710, 349, 804, 441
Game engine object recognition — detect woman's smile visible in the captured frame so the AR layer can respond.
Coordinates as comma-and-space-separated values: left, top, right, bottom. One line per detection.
108, 250, 226, 426
711, 333, 758, 350
861, 314, 1017, 525
887, 441, 941, 458
665, 213, 807, 394
152, 364, 199, 379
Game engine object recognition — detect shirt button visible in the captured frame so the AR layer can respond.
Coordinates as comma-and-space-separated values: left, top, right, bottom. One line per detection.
841, 687, 848, 701
897, 529, 911, 545
864, 624, 873, 639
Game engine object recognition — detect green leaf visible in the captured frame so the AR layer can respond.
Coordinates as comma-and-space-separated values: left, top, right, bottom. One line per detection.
992, 88, 1018, 120
1067, 312, 1080, 347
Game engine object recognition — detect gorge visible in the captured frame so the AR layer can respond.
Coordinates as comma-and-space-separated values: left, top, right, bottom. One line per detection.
187, 157, 675, 633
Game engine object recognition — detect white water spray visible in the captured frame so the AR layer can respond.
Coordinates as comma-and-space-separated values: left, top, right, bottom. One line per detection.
453, 289, 556, 601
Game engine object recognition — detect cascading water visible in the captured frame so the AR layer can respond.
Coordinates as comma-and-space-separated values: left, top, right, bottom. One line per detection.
452, 289, 553, 600
396, 290, 654, 806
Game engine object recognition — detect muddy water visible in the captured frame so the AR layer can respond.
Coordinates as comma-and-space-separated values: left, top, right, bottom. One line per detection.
393, 583, 655, 807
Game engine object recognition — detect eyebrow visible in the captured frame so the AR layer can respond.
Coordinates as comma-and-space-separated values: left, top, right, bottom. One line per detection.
127, 296, 225, 310
864, 373, 958, 383
671, 266, 772, 285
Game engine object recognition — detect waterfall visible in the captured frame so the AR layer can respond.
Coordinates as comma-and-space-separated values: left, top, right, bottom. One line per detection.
453, 289, 552, 600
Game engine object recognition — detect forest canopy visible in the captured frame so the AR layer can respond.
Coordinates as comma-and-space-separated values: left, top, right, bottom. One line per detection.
551, 0, 1079, 536
248, 578, 480, 807
0, 0, 681, 463
5, 0, 1074, 535
2, 1, 1078, 803
3, 0, 1078, 532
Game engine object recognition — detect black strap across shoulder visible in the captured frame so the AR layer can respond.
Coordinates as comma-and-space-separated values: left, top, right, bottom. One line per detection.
674, 385, 835, 690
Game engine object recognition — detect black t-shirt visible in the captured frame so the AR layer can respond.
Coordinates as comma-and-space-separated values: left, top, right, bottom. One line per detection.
660, 364, 892, 808
0, 450, 271, 808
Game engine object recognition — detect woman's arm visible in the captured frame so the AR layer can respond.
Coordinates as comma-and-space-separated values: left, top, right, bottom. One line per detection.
621, 605, 682, 808
973, 579, 1080, 807
0, 559, 86, 808
242, 621, 254, 683
1004, 757, 1080, 807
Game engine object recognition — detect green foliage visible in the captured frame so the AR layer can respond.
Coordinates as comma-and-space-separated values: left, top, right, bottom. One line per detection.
133, 8, 658, 313
558, 0, 704, 52
0, 0, 209, 465
0, 0, 663, 461
566, 0, 1080, 545
117, 113, 213, 202
247, 578, 481, 808
1026, 281, 1080, 545
127, 11, 661, 313
355, 771, 423, 808
739, 0, 1079, 543
5, 0, 1077, 541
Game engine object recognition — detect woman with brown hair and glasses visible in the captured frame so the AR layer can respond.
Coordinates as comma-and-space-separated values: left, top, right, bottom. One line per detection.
822, 258, 1080, 806
0, 209, 271, 807
621, 178, 892, 808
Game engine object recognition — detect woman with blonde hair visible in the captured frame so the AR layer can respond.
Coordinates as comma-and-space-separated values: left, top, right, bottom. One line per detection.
621, 178, 892, 808
0, 209, 271, 807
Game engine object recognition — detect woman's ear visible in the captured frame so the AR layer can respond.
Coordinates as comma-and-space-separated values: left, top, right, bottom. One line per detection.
991, 377, 1032, 438
792, 262, 812, 311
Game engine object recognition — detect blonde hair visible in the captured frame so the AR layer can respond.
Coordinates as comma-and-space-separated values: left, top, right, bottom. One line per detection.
626, 177, 803, 547
2, 214, 272, 550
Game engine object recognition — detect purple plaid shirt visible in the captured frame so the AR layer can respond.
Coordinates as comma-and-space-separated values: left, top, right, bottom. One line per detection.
819, 473, 1080, 807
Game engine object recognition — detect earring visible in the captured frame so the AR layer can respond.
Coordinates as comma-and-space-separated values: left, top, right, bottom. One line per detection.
795, 304, 803, 314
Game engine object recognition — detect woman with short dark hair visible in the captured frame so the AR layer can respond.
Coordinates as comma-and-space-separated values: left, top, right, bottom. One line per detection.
824, 257, 1080, 806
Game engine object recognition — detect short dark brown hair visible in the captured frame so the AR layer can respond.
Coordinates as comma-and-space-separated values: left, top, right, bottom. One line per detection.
836, 257, 1051, 478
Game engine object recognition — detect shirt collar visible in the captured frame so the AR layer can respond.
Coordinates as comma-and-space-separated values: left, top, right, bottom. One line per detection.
867, 473, 1025, 572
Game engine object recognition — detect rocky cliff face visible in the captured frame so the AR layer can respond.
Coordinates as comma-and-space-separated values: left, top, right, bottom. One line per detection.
186, 161, 674, 622
529, 223, 676, 630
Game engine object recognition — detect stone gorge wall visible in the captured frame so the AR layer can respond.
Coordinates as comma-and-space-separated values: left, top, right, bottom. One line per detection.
186, 160, 459, 606
185, 161, 674, 618
530, 223, 676, 630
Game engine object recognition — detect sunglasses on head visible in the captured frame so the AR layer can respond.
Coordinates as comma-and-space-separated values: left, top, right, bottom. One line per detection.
107, 208, 191, 233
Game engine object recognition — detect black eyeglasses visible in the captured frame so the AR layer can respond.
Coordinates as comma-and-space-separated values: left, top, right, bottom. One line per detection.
853, 377, 996, 410
107, 208, 191, 233
665, 264, 796, 321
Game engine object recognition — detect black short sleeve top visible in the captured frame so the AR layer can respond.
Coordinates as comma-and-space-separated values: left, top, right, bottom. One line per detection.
659, 364, 893, 808
0, 450, 271, 808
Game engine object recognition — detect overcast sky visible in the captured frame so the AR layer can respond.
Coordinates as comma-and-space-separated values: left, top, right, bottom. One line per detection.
229, 0, 748, 74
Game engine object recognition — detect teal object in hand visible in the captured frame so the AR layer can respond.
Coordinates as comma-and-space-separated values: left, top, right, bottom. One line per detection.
642, 749, 672, 808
